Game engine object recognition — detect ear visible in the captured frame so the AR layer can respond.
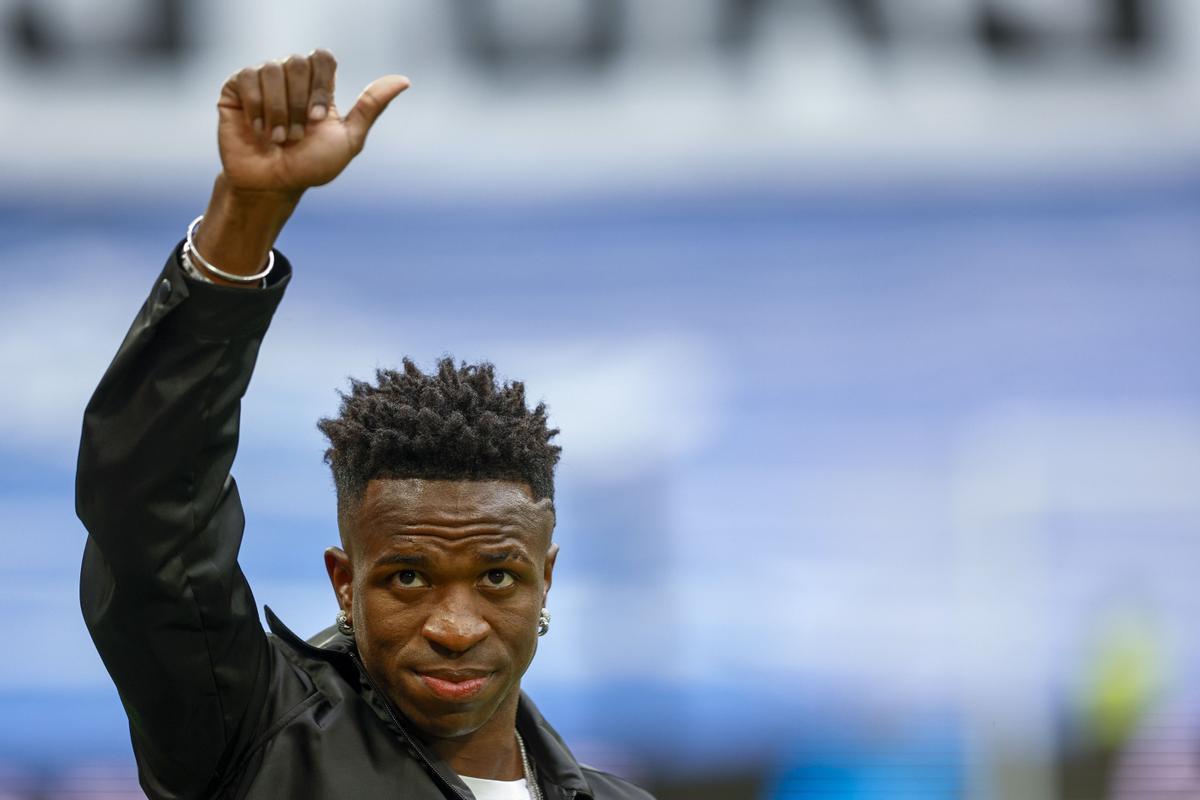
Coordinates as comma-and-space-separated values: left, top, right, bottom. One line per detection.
542, 542, 559, 607
324, 546, 354, 613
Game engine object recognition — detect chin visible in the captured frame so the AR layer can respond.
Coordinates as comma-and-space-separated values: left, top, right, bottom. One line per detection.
401, 699, 491, 739
391, 676, 497, 737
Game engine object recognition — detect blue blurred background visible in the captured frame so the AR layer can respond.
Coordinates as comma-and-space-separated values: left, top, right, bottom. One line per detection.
2, 1, 1199, 798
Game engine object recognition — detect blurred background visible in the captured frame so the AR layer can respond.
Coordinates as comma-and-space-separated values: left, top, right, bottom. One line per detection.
1, 0, 1199, 797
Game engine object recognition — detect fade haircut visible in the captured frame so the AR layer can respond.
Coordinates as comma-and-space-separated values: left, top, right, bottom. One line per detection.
317, 357, 561, 512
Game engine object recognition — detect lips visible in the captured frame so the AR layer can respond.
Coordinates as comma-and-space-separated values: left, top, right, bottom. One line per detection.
414, 670, 493, 702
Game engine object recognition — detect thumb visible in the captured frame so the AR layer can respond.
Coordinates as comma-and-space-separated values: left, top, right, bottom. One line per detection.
344, 74, 411, 151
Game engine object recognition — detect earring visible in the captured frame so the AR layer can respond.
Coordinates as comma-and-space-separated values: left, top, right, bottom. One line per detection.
537, 608, 551, 637
336, 609, 354, 637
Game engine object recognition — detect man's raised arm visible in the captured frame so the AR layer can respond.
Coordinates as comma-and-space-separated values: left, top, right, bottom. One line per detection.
75, 51, 407, 798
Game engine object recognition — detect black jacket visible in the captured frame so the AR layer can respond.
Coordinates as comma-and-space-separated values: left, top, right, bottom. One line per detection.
77, 245, 654, 800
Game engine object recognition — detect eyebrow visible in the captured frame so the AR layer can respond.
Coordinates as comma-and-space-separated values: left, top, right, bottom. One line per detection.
372, 551, 532, 568
373, 553, 430, 568
481, 551, 533, 566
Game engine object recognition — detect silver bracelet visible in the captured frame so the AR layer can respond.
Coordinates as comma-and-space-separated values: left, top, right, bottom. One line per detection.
185, 215, 275, 284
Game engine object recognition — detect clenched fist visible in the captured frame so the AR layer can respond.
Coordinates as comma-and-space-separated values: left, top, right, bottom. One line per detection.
217, 49, 410, 193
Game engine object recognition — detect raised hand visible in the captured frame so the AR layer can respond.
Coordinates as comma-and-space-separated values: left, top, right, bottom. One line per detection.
216, 49, 410, 194
191, 50, 409, 284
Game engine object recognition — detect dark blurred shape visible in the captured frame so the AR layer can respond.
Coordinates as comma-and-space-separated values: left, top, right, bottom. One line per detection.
716, 0, 765, 57
7, 0, 186, 64
1058, 739, 1120, 800
976, 3, 1040, 57
143, 0, 186, 58
704, 0, 1161, 66
1105, 0, 1154, 53
977, 0, 1157, 58
643, 772, 762, 800
9, 0, 54, 59
448, 0, 623, 72
837, 0, 888, 45
719, 0, 888, 59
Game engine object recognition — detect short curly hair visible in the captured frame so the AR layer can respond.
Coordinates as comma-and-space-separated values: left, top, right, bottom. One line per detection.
317, 357, 561, 511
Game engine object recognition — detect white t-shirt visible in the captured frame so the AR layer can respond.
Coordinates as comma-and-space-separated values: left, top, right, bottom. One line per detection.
460, 775, 532, 800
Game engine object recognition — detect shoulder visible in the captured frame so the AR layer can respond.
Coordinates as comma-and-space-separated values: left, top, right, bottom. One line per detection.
580, 766, 657, 800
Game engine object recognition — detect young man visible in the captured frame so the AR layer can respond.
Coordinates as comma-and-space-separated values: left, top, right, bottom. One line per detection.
76, 49, 654, 800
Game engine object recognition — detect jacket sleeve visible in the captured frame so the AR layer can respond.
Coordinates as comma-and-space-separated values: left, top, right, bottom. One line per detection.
77, 242, 292, 799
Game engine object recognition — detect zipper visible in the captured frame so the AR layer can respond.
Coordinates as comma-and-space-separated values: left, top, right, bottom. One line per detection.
349, 651, 471, 800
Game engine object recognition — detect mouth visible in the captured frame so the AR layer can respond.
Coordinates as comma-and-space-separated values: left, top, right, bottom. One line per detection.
413, 670, 494, 702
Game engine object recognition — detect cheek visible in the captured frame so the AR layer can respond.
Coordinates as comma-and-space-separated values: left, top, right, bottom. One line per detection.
494, 601, 540, 661
356, 588, 423, 649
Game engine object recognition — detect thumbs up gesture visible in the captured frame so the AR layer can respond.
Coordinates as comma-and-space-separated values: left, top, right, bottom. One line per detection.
185, 50, 408, 284
217, 49, 409, 193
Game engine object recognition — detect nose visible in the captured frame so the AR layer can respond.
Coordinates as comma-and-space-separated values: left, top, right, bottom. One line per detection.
421, 586, 490, 655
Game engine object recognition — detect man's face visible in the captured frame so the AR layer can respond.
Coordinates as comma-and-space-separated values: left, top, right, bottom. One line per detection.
325, 479, 557, 740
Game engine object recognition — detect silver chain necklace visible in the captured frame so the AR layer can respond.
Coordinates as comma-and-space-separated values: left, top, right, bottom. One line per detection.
515, 731, 543, 800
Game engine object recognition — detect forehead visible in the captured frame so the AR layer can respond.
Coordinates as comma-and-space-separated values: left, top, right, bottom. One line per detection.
346, 478, 554, 548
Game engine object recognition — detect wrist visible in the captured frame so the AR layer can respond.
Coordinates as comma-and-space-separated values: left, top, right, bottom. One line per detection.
218, 171, 305, 210
192, 174, 302, 285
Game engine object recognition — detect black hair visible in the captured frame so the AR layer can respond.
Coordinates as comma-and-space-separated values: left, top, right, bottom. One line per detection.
317, 357, 560, 510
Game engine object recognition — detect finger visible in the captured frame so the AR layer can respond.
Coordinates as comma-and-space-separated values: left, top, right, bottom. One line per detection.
283, 54, 311, 141
235, 67, 264, 136
308, 48, 337, 122
343, 74, 410, 152
259, 60, 288, 145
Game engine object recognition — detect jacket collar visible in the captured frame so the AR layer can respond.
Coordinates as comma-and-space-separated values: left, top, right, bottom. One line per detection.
265, 607, 593, 799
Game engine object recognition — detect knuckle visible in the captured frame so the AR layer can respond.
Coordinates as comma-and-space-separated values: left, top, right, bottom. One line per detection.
285, 53, 307, 71
237, 69, 259, 93
361, 91, 382, 112
261, 60, 283, 78
313, 47, 336, 67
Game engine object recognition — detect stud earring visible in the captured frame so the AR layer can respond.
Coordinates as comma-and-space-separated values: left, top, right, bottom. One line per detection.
336, 609, 354, 637
537, 608, 551, 637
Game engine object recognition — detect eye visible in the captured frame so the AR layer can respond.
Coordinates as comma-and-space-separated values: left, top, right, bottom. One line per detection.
480, 569, 515, 589
394, 569, 428, 588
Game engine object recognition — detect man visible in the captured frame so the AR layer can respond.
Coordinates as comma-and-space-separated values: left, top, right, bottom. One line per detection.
76, 49, 654, 800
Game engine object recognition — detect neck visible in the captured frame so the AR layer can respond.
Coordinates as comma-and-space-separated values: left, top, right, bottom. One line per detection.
429, 695, 523, 781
